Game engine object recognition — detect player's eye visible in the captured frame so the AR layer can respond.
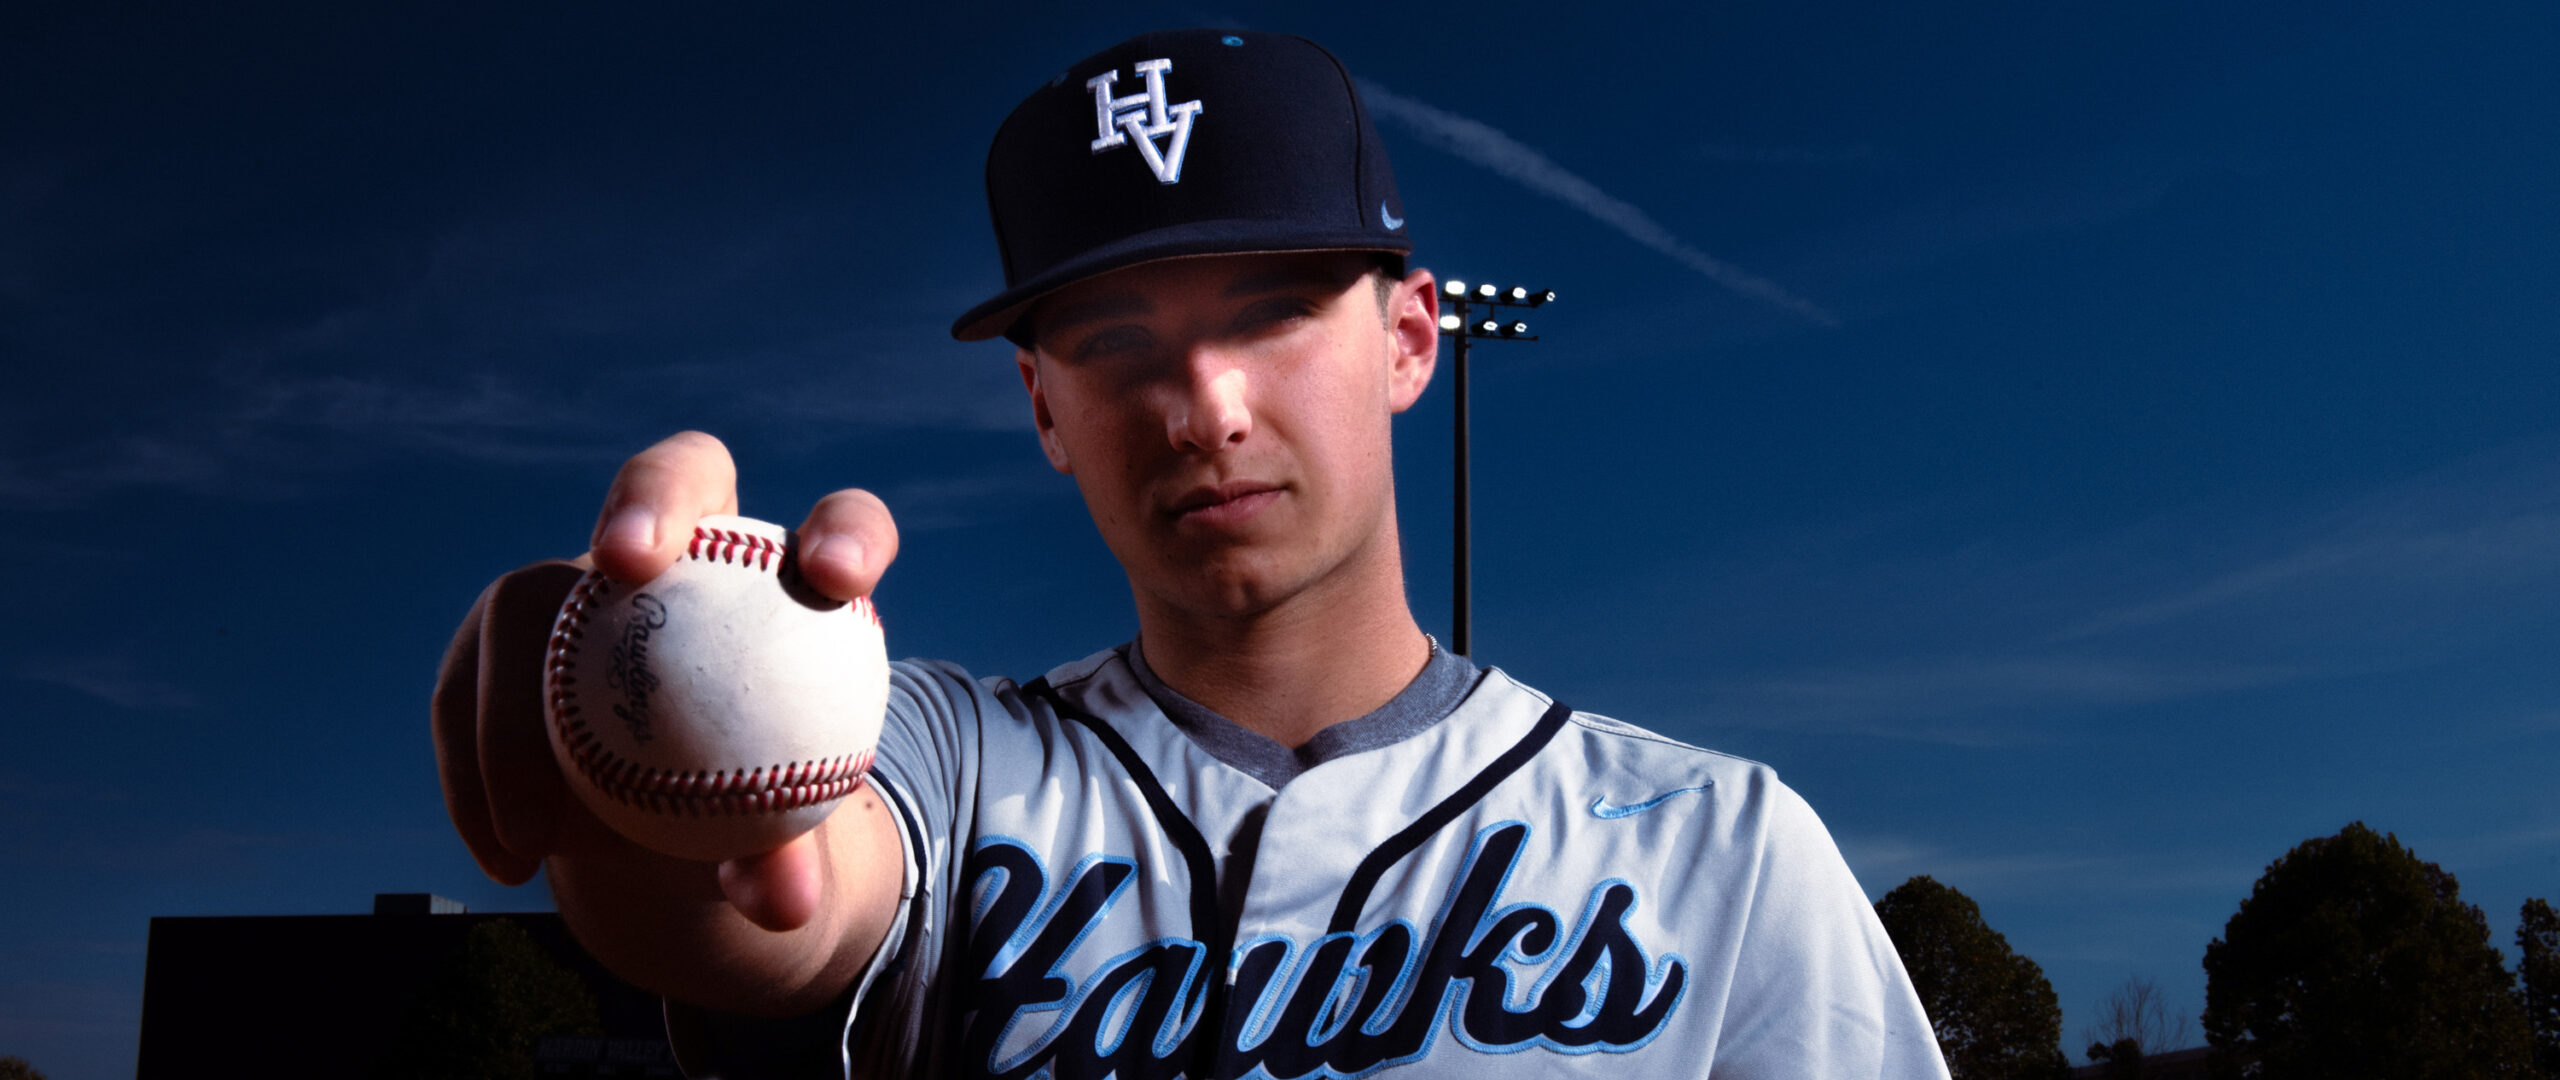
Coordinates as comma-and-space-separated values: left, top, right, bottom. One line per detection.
1065, 325, 1157, 365
1232, 296, 1316, 333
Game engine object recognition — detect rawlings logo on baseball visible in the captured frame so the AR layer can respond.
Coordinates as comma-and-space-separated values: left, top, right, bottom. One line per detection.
543, 515, 891, 863
604, 593, 668, 744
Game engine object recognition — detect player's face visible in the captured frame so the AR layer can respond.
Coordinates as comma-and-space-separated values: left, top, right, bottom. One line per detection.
1018, 252, 1439, 620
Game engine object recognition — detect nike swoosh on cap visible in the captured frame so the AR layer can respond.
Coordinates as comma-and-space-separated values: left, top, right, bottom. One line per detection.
1381, 202, 1404, 230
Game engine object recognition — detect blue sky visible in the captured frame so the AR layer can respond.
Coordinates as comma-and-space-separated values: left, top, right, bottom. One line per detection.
5, 3, 2557, 1076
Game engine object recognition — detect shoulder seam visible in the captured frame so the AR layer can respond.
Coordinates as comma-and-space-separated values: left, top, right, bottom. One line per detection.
1047, 661, 1108, 695
1564, 714, 1775, 771
1039, 642, 1130, 697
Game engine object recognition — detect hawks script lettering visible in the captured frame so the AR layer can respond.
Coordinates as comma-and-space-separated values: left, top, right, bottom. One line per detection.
960, 822, 1686, 1079
1086, 58, 1202, 184
606, 593, 667, 744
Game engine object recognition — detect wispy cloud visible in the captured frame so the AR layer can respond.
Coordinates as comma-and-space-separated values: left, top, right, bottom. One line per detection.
9, 651, 195, 710
1356, 79, 1838, 326
712, 323, 1033, 437
0, 977, 139, 1041
0, 433, 262, 502
2065, 515, 2560, 643
0, 345, 1021, 504
1839, 838, 2110, 896
2405, 821, 2560, 872
1, 190, 1028, 504
1776, 144, 2205, 292
877, 463, 1076, 532
1692, 141, 1889, 168
234, 371, 622, 461
0, 936, 145, 961
1616, 440, 2560, 745
1837, 835, 2262, 902
1706, 656, 2298, 744
0, 373, 631, 504
2503, 708, 2560, 736
2, 822, 335, 877
2058, 453, 2560, 644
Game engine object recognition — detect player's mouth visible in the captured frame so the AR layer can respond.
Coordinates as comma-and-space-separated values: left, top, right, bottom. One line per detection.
1168, 480, 1285, 529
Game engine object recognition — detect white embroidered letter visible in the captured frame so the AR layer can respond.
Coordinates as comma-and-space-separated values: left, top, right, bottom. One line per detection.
1084, 58, 1203, 184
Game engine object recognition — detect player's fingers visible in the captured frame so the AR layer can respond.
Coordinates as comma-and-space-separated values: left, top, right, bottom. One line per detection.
717, 833, 825, 933
478, 560, 592, 869
591, 431, 741, 584
795, 488, 900, 602
432, 577, 542, 885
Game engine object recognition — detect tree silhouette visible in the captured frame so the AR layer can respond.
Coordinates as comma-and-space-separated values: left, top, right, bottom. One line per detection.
2081, 975, 2195, 1078
2202, 822, 2532, 1079
1874, 875, 2071, 1080
370, 917, 602, 1080
2082, 975, 2194, 1058
0, 1055, 47, 1080
2085, 1038, 2144, 1080
2522, 898, 2560, 1080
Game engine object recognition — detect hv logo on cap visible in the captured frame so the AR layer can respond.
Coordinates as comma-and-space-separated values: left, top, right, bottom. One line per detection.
952, 30, 1413, 343
1086, 59, 1202, 184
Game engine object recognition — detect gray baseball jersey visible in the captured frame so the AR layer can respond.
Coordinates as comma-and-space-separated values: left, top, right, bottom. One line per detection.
668, 645, 1950, 1079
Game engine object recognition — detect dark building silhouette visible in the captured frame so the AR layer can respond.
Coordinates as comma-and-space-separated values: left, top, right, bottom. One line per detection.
2069, 1045, 2212, 1080
137, 894, 676, 1078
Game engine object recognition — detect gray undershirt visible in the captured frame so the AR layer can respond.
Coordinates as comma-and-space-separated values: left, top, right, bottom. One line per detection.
1126, 637, 1483, 792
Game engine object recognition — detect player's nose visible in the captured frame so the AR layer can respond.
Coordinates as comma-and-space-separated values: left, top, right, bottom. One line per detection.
1163, 349, 1251, 452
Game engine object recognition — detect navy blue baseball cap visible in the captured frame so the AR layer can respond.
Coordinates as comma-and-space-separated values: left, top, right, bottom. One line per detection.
950, 29, 1411, 344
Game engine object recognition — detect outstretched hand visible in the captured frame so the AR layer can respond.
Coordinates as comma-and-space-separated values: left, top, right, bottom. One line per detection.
431, 430, 901, 933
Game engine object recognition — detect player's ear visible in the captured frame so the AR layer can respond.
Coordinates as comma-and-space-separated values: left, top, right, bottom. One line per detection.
1018, 347, 1074, 474
1385, 268, 1440, 413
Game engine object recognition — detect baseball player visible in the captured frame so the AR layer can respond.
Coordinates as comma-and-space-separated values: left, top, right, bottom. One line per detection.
432, 29, 1950, 1080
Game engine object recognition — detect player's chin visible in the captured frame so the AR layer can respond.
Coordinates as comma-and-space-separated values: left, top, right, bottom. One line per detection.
1159, 547, 1324, 616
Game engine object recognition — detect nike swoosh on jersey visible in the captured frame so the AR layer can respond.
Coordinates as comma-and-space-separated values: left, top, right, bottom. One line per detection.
1589, 784, 1712, 819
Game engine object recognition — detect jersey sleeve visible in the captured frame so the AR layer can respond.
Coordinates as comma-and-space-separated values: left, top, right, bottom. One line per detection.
664, 657, 998, 1080
1709, 773, 1950, 1080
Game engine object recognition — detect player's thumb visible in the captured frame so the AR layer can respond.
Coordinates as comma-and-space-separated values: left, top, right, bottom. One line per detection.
717, 834, 824, 932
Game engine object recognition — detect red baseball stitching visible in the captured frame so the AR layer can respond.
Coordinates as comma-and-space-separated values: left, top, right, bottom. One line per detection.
687, 525, 780, 570
543, 522, 880, 818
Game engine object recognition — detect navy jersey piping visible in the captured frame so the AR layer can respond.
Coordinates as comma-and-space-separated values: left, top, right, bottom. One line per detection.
866, 769, 933, 985
1325, 699, 1571, 935
1021, 676, 1573, 1077
1025, 675, 1233, 1078
840, 769, 935, 1071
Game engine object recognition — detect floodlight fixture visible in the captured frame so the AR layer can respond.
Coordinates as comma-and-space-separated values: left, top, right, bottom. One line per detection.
1434, 270, 1562, 658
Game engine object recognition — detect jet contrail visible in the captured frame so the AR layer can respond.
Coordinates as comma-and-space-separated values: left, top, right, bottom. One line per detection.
1357, 79, 1838, 327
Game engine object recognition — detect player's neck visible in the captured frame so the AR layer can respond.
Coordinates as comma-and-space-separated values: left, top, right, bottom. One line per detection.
1133, 534, 1432, 750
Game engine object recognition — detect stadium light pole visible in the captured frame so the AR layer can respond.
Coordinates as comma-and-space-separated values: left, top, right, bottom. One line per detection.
1436, 279, 1556, 658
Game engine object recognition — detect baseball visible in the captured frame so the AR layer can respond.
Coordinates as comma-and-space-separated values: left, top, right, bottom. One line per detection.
543, 514, 889, 863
